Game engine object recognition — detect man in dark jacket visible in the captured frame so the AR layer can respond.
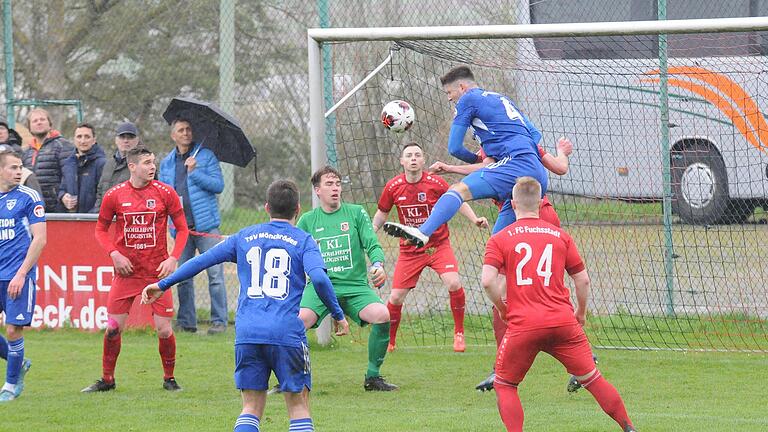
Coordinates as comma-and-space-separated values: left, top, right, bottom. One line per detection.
93, 122, 141, 212
22, 108, 74, 212
60, 123, 107, 213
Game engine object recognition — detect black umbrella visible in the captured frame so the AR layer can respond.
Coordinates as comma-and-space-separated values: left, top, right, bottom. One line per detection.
162, 97, 257, 176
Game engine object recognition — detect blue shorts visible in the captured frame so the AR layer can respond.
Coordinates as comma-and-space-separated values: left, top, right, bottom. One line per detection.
234, 343, 311, 393
463, 153, 548, 202
0, 277, 37, 326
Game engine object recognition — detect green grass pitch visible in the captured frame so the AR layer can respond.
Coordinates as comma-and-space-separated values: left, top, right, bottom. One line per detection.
2, 326, 767, 431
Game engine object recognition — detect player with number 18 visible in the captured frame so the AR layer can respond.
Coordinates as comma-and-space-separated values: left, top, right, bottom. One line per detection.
143, 180, 349, 432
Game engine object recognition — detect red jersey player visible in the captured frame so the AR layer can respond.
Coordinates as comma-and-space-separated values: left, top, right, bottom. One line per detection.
372, 143, 488, 352
82, 148, 189, 393
431, 137, 575, 390
482, 177, 635, 432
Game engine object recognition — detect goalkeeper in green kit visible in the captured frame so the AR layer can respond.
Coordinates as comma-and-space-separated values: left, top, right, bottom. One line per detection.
297, 166, 398, 391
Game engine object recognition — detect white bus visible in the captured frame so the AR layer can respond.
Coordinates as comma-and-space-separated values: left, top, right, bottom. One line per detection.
514, 0, 768, 224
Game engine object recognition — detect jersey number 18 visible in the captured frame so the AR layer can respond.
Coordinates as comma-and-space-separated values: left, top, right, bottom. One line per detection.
246, 246, 291, 300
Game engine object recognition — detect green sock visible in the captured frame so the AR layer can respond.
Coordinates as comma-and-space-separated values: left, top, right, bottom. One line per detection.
366, 322, 390, 378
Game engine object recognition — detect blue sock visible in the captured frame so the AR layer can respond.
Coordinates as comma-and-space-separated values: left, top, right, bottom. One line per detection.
6, 338, 23, 385
289, 418, 314, 431
419, 190, 464, 236
0, 334, 7, 360
234, 414, 260, 432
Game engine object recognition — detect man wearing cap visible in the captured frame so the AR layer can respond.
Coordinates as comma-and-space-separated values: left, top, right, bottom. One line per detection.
93, 122, 142, 212
158, 118, 227, 335
21, 108, 74, 212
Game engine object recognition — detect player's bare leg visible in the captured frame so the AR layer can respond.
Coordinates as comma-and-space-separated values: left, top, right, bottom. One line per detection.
440, 271, 466, 352
236, 389, 266, 431
82, 313, 127, 393
359, 303, 398, 391
386, 288, 410, 352
155, 314, 181, 391
284, 388, 315, 431
0, 324, 29, 402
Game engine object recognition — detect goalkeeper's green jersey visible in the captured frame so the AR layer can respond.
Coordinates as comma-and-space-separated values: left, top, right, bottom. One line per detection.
297, 202, 385, 292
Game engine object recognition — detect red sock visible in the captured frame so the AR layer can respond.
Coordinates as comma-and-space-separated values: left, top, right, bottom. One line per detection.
102, 332, 121, 383
158, 334, 176, 380
449, 288, 465, 334
387, 302, 402, 346
582, 371, 634, 430
492, 306, 506, 348
495, 381, 524, 432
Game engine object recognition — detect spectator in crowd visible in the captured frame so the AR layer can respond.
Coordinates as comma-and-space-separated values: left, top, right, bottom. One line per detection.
0, 118, 41, 194
59, 123, 106, 213
159, 118, 226, 335
21, 108, 74, 212
0, 117, 24, 150
94, 122, 142, 212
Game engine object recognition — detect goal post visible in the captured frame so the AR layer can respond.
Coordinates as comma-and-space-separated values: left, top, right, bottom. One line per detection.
307, 16, 768, 352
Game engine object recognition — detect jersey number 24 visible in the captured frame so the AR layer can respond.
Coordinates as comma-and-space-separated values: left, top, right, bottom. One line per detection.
515, 242, 553, 287
246, 246, 291, 300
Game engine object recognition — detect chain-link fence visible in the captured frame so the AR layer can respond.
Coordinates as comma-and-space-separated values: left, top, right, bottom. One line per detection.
0, 0, 521, 324
4, 1, 768, 348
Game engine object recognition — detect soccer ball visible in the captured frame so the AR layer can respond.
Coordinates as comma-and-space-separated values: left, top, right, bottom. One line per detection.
381, 100, 415, 133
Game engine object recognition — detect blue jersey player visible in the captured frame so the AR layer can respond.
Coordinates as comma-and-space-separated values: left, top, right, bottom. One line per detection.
0, 149, 46, 402
142, 180, 349, 432
384, 65, 549, 246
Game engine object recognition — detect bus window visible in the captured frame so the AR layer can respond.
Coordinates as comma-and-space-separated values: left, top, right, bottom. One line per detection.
530, 0, 657, 60
530, 0, 768, 59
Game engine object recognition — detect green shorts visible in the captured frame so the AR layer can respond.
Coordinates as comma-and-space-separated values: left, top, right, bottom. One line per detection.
300, 284, 384, 327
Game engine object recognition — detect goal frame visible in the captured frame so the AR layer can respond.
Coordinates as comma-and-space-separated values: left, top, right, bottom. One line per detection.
306, 16, 768, 347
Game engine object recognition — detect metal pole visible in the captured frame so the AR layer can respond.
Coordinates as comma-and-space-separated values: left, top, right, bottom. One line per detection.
318, 0, 337, 167
3, 0, 15, 126
309, 22, 333, 345
658, 0, 676, 316
308, 34, 326, 207
308, 16, 768, 42
218, 0, 235, 212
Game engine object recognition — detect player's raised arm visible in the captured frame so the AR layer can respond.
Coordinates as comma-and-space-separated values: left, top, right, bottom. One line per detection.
144, 234, 236, 304
540, 137, 573, 176
447, 124, 478, 163
458, 202, 489, 229
372, 209, 389, 232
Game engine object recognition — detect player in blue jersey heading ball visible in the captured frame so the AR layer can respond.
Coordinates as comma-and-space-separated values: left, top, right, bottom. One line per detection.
384, 65, 549, 245
0, 148, 46, 402
142, 179, 350, 432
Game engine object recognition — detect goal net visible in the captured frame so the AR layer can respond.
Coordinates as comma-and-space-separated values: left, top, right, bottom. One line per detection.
309, 17, 768, 352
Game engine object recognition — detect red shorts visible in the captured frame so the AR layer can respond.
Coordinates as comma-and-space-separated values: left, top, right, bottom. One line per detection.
109, 276, 175, 317
495, 324, 596, 386
392, 241, 459, 289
